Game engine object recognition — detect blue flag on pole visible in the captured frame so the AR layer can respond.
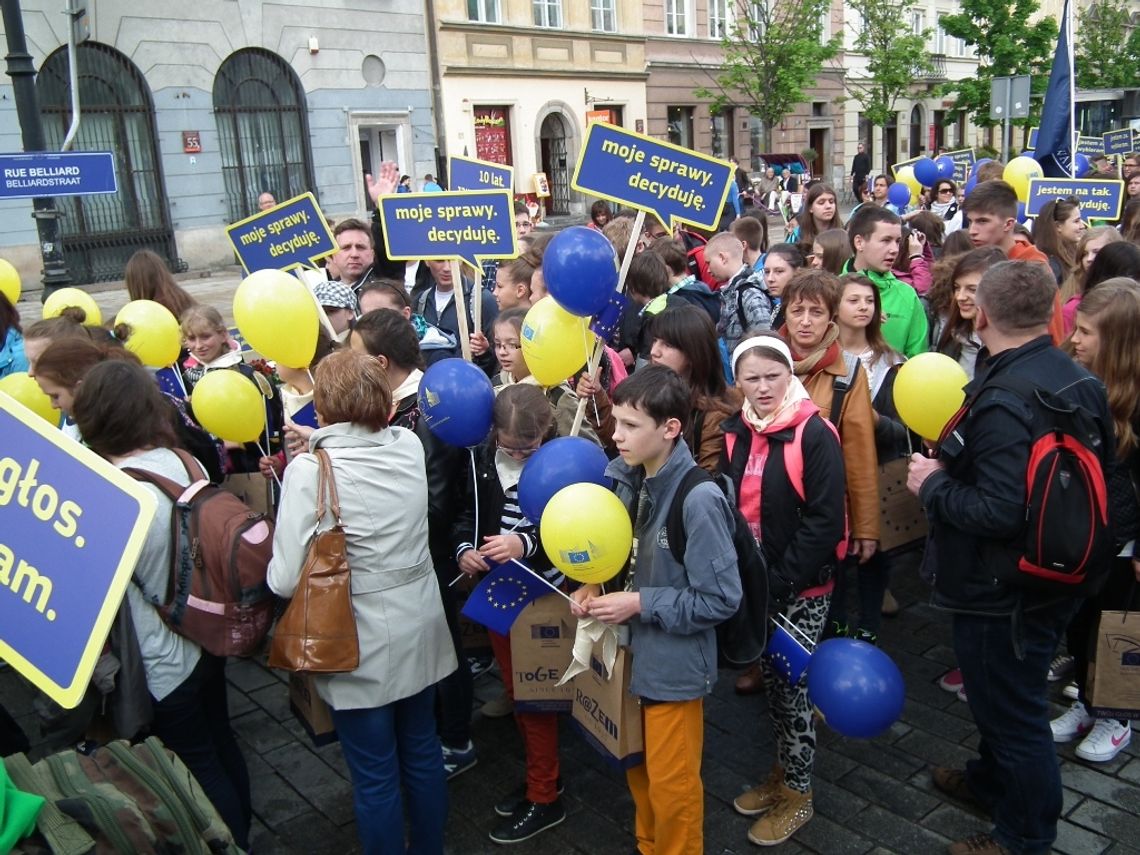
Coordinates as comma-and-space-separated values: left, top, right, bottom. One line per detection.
1035, 0, 1073, 177
460, 560, 548, 636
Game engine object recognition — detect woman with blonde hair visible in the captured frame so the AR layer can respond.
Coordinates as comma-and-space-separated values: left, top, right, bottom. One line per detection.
1050, 279, 1140, 762
1061, 226, 1123, 304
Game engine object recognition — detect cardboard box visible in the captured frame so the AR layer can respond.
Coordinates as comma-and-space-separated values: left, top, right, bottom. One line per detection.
509, 593, 575, 712
453, 575, 492, 654
287, 673, 337, 746
222, 472, 273, 517
878, 458, 928, 552
571, 645, 644, 769
1089, 610, 1140, 719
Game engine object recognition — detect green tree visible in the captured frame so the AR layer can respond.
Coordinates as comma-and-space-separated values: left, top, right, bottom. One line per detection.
842, 0, 935, 163
940, 0, 1057, 128
696, 0, 840, 151
1076, 0, 1140, 90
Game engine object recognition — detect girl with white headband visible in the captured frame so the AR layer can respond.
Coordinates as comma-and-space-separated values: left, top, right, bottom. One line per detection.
719, 331, 848, 846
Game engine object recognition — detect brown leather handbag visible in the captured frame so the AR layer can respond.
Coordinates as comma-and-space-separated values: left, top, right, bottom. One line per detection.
268, 449, 360, 673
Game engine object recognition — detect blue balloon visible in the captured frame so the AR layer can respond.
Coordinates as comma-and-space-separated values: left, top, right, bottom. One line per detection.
1075, 153, 1091, 177
935, 155, 957, 180
1016, 201, 1028, 224
964, 174, 979, 196
517, 436, 610, 523
419, 358, 494, 448
913, 157, 939, 187
544, 226, 620, 317
807, 638, 905, 739
887, 181, 912, 209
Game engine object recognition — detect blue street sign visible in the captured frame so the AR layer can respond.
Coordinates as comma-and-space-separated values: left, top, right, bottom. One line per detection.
0, 151, 117, 199
571, 122, 733, 231
378, 190, 517, 268
0, 394, 156, 709
1025, 178, 1125, 221
449, 155, 514, 193
226, 192, 338, 274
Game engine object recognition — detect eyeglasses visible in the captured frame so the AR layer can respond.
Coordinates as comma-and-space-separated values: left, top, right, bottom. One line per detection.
497, 441, 541, 458
493, 340, 521, 351
937, 187, 954, 195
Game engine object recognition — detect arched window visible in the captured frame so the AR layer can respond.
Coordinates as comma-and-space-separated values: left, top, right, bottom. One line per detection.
213, 49, 315, 222
909, 105, 924, 158
38, 43, 178, 283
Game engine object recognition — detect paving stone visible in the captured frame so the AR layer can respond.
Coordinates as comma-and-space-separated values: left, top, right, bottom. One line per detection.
897, 698, 977, 744
919, 802, 989, 842
232, 708, 295, 754
1060, 764, 1140, 816
847, 804, 952, 851
839, 765, 941, 821
829, 735, 925, 781
893, 728, 977, 770
272, 810, 356, 853
262, 741, 355, 825
793, 809, 875, 855
248, 681, 294, 722
1070, 799, 1140, 841
1054, 818, 1113, 855
813, 779, 870, 824
226, 658, 280, 693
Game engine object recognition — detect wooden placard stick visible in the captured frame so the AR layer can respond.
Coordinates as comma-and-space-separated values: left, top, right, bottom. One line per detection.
570, 209, 645, 437
450, 259, 473, 362
471, 261, 483, 340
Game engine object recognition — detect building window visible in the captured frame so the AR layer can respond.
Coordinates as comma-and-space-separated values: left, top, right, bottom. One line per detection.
533, 0, 562, 28
911, 11, 925, 35
667, 106, 695, 148
214, 48, 316, 225
709, 0, 729, 38
749, 116, 765, 169
468, 0, 500, 23
474, 106, 513, 165
819, 2, 831, 45
591, 0, 616, 31
710, 109, 733, 159
665, 0, 689, 35
935, 16, 946, 53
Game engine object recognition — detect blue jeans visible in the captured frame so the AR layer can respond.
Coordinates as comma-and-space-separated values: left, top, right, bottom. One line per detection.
331, 686, 448, 855
953, 599, 1079, 854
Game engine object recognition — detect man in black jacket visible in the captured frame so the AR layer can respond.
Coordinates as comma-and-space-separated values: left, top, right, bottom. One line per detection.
851, 142, 871, 203
907, 261, 1113, 855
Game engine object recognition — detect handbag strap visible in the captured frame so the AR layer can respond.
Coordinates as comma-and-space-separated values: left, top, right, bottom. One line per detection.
313, 448, 343, 527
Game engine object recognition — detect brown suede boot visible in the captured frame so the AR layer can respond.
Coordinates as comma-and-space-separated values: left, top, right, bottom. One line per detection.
747, 783, 812, 846
733, 766, 783, 816
735, 662, 764, 695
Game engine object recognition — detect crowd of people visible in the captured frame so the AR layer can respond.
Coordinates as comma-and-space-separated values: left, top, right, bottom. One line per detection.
2, 150, 1140, 855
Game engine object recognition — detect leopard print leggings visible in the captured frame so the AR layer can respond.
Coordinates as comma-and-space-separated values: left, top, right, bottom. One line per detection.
759, 593, 831, 794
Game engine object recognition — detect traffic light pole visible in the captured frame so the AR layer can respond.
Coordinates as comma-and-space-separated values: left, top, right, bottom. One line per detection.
2, 0, 71, 299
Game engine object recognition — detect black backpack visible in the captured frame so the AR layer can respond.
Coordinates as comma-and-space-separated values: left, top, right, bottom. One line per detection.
664, 468, 769, 666
945, 374, 1113, 597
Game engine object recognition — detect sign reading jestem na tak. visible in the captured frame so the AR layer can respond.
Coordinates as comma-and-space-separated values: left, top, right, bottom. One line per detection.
378, 190, 517, 269
571, 122, 733, 232
449, 155, 514, 193
0, 394, 156, 709
0, 151, 117, 200
227, 192, 338, 274
1025, 178, 1125, 221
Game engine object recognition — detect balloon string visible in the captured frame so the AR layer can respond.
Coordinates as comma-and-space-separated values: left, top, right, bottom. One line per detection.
257, 437, 282, 488
171, 363, 188, 399
580, 326, 601, 426
470, 447, 480, 554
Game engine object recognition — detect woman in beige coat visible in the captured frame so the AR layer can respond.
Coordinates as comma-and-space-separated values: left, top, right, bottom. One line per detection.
268, 349, 456, 855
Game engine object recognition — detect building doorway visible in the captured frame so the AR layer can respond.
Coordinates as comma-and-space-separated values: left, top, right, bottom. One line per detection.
540, 113, 571, 215
808, 127, 828, 179
909, 105, 924, 157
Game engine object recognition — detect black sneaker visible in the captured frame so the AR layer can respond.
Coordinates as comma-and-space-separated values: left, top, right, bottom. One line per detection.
488, 799, 566, 844
494, 778, 565, 817
853, 629, 878, 646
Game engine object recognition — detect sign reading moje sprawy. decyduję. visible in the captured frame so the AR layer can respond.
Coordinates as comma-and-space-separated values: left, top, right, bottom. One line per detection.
0, 394, 156, 709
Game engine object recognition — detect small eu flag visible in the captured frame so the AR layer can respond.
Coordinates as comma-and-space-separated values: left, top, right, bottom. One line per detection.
589, 292, 629, 343
154, 366, 184, 398
763, 621, 813, 685
460, 560, 547, 636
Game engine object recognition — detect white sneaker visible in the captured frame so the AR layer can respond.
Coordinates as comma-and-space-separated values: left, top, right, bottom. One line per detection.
1075, 719, 1131, 762
1062, 681, 1079, 700
1051, 700, 1094, 743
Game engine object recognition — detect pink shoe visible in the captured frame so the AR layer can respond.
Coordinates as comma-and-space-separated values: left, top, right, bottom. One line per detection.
938, 668, 964, 693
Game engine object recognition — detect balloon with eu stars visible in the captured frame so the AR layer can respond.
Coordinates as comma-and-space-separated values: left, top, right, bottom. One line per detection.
418, 358, 495, 448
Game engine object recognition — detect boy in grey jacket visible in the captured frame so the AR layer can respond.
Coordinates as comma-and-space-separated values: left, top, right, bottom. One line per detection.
571, 365, 741, 855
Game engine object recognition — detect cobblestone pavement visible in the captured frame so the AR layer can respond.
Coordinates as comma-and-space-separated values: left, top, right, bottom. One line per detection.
5, 557, 1140, 854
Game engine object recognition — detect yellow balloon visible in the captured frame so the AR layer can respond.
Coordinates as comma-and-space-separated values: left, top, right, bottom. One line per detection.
115, 300, 181, 367
233, 269, 319, 368
0, 259, 20, 305
190, 369, 265, 443
1003, 156, 1043, 202
520, 297, 591, 387
0, 372, 59, 424
896, 166, 922, 197
540, 483, 632, 584
892, 352, 969, 441
42, 287, 103, 326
